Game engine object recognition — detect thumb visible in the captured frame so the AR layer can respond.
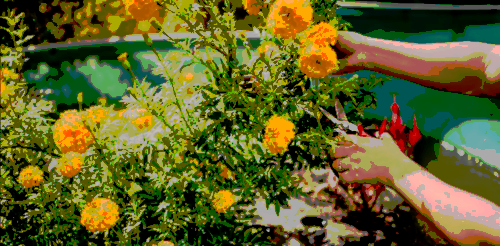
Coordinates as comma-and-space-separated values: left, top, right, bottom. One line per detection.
379, 132, 394, 141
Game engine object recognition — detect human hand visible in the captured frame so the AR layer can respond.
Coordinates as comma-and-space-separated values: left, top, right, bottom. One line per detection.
329, 132, 417, 187
330, 31, 371, 75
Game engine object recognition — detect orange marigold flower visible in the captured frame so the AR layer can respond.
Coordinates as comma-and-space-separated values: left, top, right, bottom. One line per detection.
132, 115, 153, 130
86, 105, 108, 124
58, 152, 83, 177
53, 114, 94, 154
212, 190, 236, 213
298, 44, 339, 78
263, 115, 295, 155
184, 72, 194, 81
301, 22, 338, 48
17, 165, 44, 188
267, 0, 313, 39
80, 198, 120, 233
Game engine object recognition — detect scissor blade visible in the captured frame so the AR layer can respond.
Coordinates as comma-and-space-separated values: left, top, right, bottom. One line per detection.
319, 106, 358, 133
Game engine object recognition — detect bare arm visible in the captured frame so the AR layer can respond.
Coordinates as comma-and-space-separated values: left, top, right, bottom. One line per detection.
390, 157, 500, 246
334, 31, 500, 98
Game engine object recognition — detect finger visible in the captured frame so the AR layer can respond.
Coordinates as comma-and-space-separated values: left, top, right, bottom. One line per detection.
338, 134, 359, 145
332, 158, 358, 183
379, 132, 394, 140
331, 145, 355, 159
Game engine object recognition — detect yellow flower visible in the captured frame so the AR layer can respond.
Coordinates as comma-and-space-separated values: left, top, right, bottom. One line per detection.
80, 198, 120, 233
53, 111, 94, 154
131, 115, 153, 130
298, 44, 339, 78
301, 22, 338, 48
212, 190, 236, 213
17, 165, 44, 188
86, 105, 108, 124
266, 0, 313, 39
263, 115, 295, 155
58, 152, 83, 177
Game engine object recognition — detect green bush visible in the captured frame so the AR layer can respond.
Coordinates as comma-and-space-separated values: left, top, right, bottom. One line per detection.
0, 0, 391, 245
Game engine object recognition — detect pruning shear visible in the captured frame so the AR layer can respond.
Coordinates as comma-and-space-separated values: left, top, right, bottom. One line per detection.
296, 97, 358, 135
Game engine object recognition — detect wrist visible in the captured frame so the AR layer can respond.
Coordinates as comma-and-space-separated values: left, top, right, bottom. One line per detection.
387, 154, 423, 188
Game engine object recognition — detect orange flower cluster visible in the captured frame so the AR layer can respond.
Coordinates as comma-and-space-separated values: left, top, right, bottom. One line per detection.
80, 198, 120, 233
266, 0, 313, 39
298, 44, 339, 78
53, 110, 94, 154
17, 165, 44, 188
212, 190, 236, 213
263, 115, 296, 155
58, 152, 83, 178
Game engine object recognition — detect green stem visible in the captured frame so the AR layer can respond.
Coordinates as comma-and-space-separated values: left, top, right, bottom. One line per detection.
150, 47, 195, 137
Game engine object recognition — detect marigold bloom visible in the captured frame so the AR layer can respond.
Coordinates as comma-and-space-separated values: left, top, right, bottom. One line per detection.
17, 165, 44, 188
301, 22, 338, 48
263, 115, 295, 155
80, 198, 120, 233
131, 115, 153, 130
298, 44, 339, 78
86, 105, 108, 124
267, 0, 313, 39
212, 190, 236, 213
53, 112, 94, 154
184, 72, 194, 81
58, 152, 83, 177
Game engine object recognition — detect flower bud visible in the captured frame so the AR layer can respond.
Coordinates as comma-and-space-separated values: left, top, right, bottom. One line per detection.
77, 92, 83, 104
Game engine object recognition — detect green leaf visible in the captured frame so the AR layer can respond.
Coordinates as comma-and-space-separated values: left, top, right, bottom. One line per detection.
128, 182, 143, 197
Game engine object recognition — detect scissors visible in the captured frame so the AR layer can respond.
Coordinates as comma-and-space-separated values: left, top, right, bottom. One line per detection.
296, 98, 358, 135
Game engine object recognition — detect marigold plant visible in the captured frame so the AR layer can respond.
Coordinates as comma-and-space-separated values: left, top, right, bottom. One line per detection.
80, 198, 120, 233
17, 165, 44, 188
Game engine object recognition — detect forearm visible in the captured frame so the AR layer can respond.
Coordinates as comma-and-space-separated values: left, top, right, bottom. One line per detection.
359, 35, 500, 98
389, 157, 500, 245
